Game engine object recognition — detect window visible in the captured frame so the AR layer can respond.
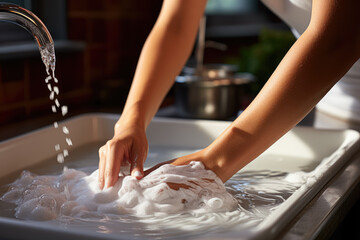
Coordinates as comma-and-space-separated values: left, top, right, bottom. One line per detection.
204, 0, 288, 38
206, 0, 258, 15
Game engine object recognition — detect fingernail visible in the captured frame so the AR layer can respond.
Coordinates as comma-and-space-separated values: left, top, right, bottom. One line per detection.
133, 171, 142, 179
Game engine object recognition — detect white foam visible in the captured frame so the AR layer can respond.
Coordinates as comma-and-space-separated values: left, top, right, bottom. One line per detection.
1, 162, 238, 221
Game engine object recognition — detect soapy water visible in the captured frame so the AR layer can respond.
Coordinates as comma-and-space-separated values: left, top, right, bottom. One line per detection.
40, 43, 72, 164
0, 144, 309, 239
1, 162, 238, 220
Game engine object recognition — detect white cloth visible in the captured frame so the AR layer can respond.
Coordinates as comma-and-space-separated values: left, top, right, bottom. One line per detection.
262, 0, 360, 122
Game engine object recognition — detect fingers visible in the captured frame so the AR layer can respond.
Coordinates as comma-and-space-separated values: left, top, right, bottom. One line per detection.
104, 141, 122, 188
98, 146, 106, 189
98, 140, 147, 189
97, 126, 149, 189
130, 145, 147, 180
98, 141, 122, 189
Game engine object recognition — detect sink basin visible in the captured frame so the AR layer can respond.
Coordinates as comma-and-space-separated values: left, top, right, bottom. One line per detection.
0, 113, 359, 240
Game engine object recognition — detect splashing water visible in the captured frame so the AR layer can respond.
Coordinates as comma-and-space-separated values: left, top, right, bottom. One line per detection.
40, 43, 72, 164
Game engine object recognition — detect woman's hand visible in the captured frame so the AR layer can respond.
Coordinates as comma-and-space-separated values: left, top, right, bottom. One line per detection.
98, 120, 148, 189
143, 146, 230, 190
144, 150, 206, 176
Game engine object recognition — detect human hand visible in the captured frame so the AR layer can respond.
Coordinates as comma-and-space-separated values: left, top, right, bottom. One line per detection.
144, 149, 214, 190
98, 121, 148, 189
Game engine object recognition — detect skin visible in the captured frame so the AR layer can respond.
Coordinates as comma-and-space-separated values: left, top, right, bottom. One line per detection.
99, 0, 360, 189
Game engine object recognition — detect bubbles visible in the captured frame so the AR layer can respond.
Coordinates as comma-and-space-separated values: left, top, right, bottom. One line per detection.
1, 162, 238, 221
0, 157, 310, 238
206, 197, 223, 209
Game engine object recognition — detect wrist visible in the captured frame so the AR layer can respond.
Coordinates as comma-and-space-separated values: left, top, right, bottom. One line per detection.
116, 108, 147, 134
204, 125, 254, 182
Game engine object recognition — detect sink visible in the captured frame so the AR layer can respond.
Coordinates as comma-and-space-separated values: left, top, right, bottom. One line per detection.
0, 113, 359, 240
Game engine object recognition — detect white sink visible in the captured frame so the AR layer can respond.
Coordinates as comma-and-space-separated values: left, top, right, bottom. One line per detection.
0, 113, 359, 240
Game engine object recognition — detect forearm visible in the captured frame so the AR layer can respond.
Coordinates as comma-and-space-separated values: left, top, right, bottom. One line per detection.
146, 0, 360, 187
207, 22, 360, 182
119, 0, 207, 130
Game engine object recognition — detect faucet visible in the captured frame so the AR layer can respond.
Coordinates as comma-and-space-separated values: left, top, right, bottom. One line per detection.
0, 3, 55, 74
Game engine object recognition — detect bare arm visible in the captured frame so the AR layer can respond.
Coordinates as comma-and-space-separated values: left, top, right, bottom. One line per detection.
169, 0, 360, 182
98, 0, 207, 188
121, 0, 207, 128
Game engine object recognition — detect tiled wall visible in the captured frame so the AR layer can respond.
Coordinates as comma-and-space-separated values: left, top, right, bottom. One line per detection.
0, 50, 85, 125
0, 0, 162, 125
67, 0, 162, 106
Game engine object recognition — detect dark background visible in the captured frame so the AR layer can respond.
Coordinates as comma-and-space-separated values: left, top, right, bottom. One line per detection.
0, 0, 292, 124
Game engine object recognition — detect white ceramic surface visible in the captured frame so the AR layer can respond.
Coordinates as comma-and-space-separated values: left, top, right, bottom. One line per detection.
0, 113, 359, 240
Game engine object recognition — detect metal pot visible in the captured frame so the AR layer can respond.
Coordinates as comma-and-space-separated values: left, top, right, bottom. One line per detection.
182, 64, 239, 78
175, 72, 254, 120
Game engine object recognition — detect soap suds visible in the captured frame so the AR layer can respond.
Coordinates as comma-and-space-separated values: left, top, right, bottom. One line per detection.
1, 162, 238, 221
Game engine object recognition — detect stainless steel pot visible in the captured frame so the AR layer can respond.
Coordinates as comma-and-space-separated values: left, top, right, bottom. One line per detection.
175, 72, 254, 120
182, 64, 239, 78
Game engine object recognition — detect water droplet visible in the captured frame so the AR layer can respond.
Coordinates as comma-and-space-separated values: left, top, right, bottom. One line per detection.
63, 149, 69, 157
49, 91, 55, 100
57, 153, 64, 163
55, 144, 60, 151
53, 86, 59, 95
62, 126, 69, 134
45, 76, 52, 83
61, 106, 68, 116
